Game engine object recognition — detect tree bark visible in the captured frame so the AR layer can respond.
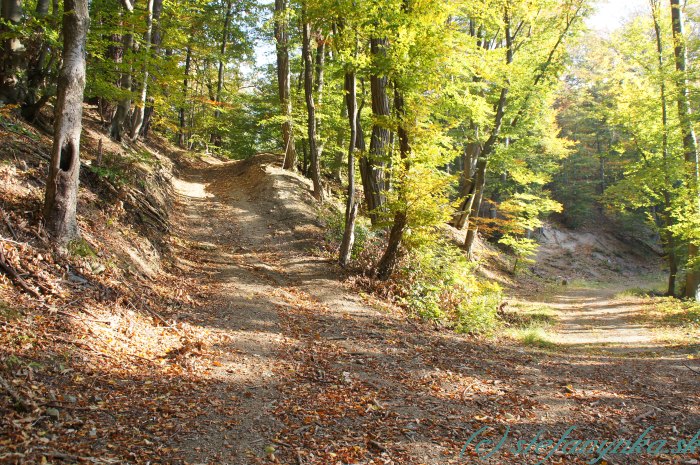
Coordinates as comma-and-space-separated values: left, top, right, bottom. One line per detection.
43, 0, 88, 243
302, 13, 324, 201
139, 0, 162, 138
671, 0, 700, 300
110, 30, 134, 141
314, 36, 325, 160
462, 8, 513, 256
363, 37, 390, 225
211, 0, 233, 147
178, 43, 192, 148
339, 68, 358, 267
275, 0, 296, 169
0, 0, 25, 104
463, 157, 487, 257
453, 139, 480, 229
375, 85, 409, 280
652, 0, 677, 297
130, 0, 154, 139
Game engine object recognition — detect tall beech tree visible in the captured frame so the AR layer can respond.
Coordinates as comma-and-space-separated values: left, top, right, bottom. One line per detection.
670, 0, 700, 300
275, 0, 297, 169
302, 5, 324, 201
363, 37, 389, 225
43, 0, 89, 243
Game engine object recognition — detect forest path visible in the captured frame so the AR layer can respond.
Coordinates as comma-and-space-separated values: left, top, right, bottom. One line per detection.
519, 282, 662, 353
168, 154, 700, 465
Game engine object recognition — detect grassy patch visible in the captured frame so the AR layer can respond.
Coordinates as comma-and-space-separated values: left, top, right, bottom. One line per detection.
501, 301, 558, 348
510, 325, 557, 348
502, 301, 557, 326
632, 296, 700, 347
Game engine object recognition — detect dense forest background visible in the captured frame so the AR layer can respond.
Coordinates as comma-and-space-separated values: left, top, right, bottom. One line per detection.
1, 0, 700, 321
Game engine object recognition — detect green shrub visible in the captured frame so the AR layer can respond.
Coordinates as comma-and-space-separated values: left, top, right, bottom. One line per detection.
399, 239, 502, 334
322, 207, 375, 260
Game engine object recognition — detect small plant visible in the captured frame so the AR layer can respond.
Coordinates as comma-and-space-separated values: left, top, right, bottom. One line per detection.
518, 326, 556, 348
321, 207, 375, 260
68, 238, 97, 258
89, 164, 127, 187
499, 234, 539, 274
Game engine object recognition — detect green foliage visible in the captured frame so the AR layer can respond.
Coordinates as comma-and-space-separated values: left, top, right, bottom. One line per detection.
516, 326, 557, 349
499, 234, 539, 274
398, 239, 502, 334
323, 207, 374, 260
68, 238, 97, 258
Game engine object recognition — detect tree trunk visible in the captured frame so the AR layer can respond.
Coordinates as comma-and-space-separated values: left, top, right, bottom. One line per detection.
333, 99, 348, 182
462, 8, 513, 255
139, 0, 162, 138
453, 140, 480, 229
130, 0, 154, 139
110, 30, 134, 141
43, 0, 88, 243
0, 0, 25, 104
302, 14, 324, 201
211, 0, 233, 147
178, 43, 192, 148
363, 37, 390, 225
671, 0, 700, 300
314, 37, 325, 160
652, 0, 677, 297
339, 68, 358, 267
375, 86, 409, 280
275, 0, 296, 169
463, 157, 487, 257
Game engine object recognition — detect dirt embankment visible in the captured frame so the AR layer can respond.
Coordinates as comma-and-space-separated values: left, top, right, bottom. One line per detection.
532, 223, 663, 282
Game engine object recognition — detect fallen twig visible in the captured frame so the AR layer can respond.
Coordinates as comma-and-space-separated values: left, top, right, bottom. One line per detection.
1, 208, 18, 240
684, 363, 700, 376
0, 372, 37, 412
0, 247, 40, 298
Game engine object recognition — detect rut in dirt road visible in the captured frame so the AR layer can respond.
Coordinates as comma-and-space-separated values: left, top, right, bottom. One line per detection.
169, 154, 700, 465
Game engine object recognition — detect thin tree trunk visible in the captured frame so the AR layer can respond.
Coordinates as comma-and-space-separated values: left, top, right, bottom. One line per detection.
139, 0, 162, 138
333, 99, 347, 182
178, 43, 192, 148
315, 36, 325, 160
302, 12, 324, 201
211, 0, 233, 147
275, 0, 296, 169
463, 7, 513, 256
130, 0, 154, 139
463, 157, 487, 257
671, 0, 700, 300
43, 0, 88, 243
375, 85, 409, 280
0, 0, 25, 104
339, 67, 358, 267
110, 29, 134, 141
652, 0, 677, 296
453, 139, 480, 228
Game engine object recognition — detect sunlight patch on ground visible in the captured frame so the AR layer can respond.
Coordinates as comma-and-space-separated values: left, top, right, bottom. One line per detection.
173, 177, 213, 198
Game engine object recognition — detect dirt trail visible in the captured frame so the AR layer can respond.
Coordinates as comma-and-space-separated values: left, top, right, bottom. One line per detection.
527, 283, 661, 351
168, 154, 700, 465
